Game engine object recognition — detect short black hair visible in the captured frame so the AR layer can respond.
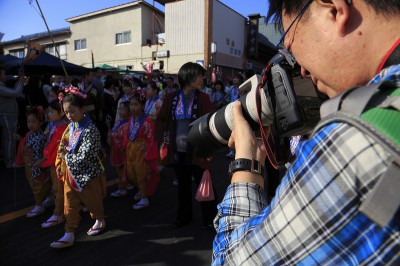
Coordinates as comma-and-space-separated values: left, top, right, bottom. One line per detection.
71, 78, 80, 87
62, 93, 85, 108
267, 0, 400, 31
131, 93, 146, 106
120, 101, 130, 110
48, 99, 63, 113
51, 85, 60, 95
84, 68, 94, 77
178, 62, 206, 89
213, 80, 225, 93
104, 79, 113, 89
26, 106, 45, 122
234, 73, 244, 84
165, 76, 174, 82
122, 79, 131, 88
148, 81, 160, 93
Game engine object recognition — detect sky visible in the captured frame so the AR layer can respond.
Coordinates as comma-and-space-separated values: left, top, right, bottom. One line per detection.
0, 0, 269, 42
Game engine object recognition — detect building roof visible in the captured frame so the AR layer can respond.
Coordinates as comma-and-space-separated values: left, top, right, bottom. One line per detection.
66, 0, 164, 22
154, 0, 179, 5
1, 27, 71, 45
258, 20, 283, 50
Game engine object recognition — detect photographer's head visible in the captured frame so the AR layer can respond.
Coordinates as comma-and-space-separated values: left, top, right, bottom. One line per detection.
267, 0, 400, 98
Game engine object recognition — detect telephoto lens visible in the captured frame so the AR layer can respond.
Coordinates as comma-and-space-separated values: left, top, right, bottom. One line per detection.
188, 48, 321, 158
188, 75, 274, 157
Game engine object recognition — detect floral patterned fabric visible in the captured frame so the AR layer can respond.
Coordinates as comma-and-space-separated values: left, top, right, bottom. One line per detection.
60, 121, 104, 192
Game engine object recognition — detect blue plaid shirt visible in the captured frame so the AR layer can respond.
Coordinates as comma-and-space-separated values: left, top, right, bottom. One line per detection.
213, 64, 400, 265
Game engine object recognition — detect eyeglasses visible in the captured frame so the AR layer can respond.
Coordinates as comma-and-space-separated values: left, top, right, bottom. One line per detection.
275, 0, 313, 48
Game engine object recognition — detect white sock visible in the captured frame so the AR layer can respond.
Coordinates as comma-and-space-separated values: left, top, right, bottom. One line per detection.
139, 197, 148, 204
33, 205, 44, 211
59, 232, 74, 243
93, 219, 105, 229
47, 215, 62, 221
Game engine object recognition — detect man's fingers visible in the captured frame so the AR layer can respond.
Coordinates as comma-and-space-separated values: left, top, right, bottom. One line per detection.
232, 101, 246, 127
228, 130, 235, 148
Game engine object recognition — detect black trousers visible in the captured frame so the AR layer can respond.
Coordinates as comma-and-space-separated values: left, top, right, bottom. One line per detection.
174, 152, 217, 226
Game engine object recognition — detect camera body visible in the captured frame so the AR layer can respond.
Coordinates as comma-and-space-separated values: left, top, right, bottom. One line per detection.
188, 49, 322, 157
268, 61, 321, 137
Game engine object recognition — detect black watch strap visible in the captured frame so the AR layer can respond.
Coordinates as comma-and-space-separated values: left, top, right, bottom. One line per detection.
228, 158, 265, 177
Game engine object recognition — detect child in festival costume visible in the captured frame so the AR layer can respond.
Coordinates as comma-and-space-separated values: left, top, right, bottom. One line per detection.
115, 79, 134, 121
144, 81, 162, 119
211, 80, 227, 110
122, 93, 159, 209
50, 87, 106, 248
109, 101, 131, 198
15, 106, 50, 218
40, 99, 68, 228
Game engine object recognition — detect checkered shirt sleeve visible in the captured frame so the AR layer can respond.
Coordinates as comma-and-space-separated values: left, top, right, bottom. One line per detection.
213, 121, 400, 265
212, 64, 400, 266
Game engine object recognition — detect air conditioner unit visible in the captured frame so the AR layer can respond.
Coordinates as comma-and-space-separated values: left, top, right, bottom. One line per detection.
156, 33, 166, 44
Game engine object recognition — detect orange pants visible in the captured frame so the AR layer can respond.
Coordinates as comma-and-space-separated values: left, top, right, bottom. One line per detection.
50, 165, 64, 216
116, 165, 129, 189
126, 140, 147, 198
24, 161, 51, 206
63, 170, 106, 233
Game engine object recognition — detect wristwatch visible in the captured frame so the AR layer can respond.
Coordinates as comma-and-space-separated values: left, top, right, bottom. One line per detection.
228, 158, 265, 178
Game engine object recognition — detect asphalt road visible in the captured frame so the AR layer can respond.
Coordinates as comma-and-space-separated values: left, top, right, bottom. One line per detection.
0, 151, 231, 266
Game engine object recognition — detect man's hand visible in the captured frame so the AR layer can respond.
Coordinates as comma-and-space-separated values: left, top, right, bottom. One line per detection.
228, 101, 270, 187
228, 101, 269, 162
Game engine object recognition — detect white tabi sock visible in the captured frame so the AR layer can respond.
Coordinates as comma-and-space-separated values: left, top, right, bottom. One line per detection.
59, 232, 74, 243
93, 219, 105, 229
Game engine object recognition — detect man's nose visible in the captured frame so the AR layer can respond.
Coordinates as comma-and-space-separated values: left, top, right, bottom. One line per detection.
301, 67, 311, 78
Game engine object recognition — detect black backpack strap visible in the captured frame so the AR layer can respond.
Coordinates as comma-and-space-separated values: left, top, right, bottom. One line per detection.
319, 81, 396, 118
360, 161, 400, 228
315, 81, 400, 228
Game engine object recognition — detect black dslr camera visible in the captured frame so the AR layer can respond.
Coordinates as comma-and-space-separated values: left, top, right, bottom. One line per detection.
188, 48, 322, 157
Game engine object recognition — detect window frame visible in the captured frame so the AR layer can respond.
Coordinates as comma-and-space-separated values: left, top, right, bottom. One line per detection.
115, 31, 131, 45
74, 38, 87, 51
9, 49, 25, 58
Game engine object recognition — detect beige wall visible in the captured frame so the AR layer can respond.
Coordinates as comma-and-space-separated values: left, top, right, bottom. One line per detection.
212, 0, 245, 69
67, 5, 164, 71
164, 0, 206, 73
163, 0, 246, 73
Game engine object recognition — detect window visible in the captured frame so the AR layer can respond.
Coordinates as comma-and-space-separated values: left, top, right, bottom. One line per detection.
9, 49, 25, 58
115, 31, 131, 45
45, 42, 67, 59
74, 39, 86, 50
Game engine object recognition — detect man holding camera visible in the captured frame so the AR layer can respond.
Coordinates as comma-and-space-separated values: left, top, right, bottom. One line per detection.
213, 0, 399, 265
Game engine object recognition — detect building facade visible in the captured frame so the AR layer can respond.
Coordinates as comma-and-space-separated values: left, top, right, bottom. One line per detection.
163, 0, 246, 75
1, 28, 71, 60
66, 1, 165, 71
1, 0, 281, 77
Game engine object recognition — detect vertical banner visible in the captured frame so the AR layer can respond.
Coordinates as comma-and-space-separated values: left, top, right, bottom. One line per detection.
247, 16, 260, 59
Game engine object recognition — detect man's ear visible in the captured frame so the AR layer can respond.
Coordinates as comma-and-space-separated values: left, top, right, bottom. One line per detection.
318, 0, 351, 36
333, 0, 351, 36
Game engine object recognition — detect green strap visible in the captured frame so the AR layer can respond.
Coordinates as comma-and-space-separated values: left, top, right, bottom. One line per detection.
361, 87, 400, 146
